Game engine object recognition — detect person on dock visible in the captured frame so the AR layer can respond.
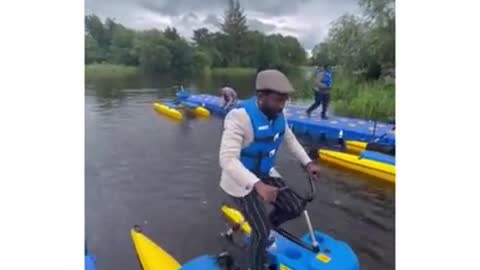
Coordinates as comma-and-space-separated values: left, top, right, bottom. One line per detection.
219, 69, 320, 270
221, 86, 238, 111
306, 65, 333, 119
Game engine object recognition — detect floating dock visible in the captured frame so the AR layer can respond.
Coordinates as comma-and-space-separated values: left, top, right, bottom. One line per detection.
184, 94, 395, 146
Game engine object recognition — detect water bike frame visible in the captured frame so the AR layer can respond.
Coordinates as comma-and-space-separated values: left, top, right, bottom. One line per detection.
222, 172, 321, 253
217, 171, 360, 270
130, 170, 360, 270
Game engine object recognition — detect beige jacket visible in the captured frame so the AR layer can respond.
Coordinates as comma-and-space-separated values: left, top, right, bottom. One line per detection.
219, 107, 312, 197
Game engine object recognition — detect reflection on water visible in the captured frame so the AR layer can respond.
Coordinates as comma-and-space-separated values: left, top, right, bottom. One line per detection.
85, 74, 395, 270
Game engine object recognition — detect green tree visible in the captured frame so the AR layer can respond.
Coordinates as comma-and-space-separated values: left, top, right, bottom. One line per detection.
329, 14, 369, 70
166, 39, 195, 78
211, 33, 229, 67
311, 42, 335, 66
311, 0, 395, 78
255, 36, 279, 70
360, 0, 395, 27
109, 24, 137, 65
220, 0, 249, 66
103, 18, 116, 48
85, 15, 108, 47
220, 0, 248, 40
164, 27, 181, 41
273, 34, 307, 66
137, 44, 172, 74
85, 34, 100, 64
193, 28, 211, 47
193, 49, 213, 74
360, 0, 395, 68
241, 31, 264, 67
134, 30, 172, 73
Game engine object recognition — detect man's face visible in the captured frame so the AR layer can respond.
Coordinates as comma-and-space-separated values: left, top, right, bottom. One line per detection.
258, 92, 289, 118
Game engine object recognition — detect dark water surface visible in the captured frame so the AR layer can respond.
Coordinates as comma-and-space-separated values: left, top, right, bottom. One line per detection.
85, 77, 395, 270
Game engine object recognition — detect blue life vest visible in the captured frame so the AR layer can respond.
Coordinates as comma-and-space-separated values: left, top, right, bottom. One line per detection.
322, 70, 333, 88
239, 97, 286, 177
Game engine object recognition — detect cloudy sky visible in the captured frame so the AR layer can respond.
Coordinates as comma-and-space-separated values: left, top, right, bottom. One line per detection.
85, 0, 361, 51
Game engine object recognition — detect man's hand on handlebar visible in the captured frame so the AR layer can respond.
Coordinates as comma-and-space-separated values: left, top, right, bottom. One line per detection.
254, 181, 279, 203
305, 161, 320, 180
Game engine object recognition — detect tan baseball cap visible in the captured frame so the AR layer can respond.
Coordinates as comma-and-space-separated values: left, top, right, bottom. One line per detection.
255, 69, 295, 94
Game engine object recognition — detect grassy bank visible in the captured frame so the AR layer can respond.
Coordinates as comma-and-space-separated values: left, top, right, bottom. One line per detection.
293, 69, 395, 122
211, 67, 257, 76
209, 66, 395, 121
211, 66, 305, 77
331, 78, 395, 122
85, 64, 139, 80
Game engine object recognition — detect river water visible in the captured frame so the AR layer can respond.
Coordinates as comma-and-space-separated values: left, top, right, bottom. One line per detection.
85, 76, 395, 270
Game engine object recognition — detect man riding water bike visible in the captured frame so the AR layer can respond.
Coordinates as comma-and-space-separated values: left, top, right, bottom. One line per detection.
219, 69, 320, 270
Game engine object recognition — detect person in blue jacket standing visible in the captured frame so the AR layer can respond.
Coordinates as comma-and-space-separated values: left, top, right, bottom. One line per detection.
306, 65, 333, 119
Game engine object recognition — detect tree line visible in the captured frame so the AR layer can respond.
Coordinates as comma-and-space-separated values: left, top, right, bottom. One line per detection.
85, 0, 395, 81
85, 0, 307, 77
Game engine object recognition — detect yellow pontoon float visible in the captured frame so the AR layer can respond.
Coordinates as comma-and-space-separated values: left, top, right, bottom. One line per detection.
152, 102, 183, 121
318, 149, 395, 183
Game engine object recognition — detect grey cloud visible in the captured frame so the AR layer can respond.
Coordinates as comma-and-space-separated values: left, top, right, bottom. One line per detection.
181, 12, 199, 24
240, 0, 313, 16
86, 0, 360, 49
87, 0, 357, 17
138, 0, 225, 16
186, 12, 198, 20
204, 14, 221, 27
279, 26, 300, 33
92, 0, 337, 17
85, 0, 139, 21
247, 19, 276, 33
300, 32, 326, 50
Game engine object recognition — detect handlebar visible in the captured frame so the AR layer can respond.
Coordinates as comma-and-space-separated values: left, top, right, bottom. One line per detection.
305, 173, 317, 201
296, 173, 317, 203
280, 166, 317, 205
275, 169, 320, 252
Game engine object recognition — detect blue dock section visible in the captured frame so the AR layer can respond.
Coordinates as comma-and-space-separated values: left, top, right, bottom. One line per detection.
184, 94, 395, 146
85, 241, 96, 270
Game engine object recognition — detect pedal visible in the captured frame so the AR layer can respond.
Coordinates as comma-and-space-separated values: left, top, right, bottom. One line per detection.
216, 251, 240, 270
220, 205, 252, 235
220, 229, 234, 242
